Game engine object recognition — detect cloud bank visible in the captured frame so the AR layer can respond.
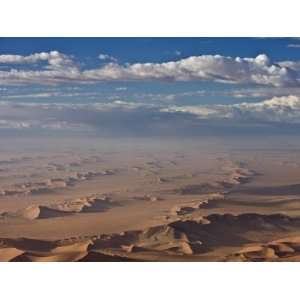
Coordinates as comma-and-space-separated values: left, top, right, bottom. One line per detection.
162, 95, 300, 123
0, 51, 300, 87
1, 96, 300, 136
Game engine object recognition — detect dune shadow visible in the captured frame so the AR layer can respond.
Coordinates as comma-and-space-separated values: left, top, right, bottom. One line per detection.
237, 184, 300, 196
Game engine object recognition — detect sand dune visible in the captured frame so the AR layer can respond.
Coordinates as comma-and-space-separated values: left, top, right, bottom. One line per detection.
0, 237, 138, 262
220, 167, 255, 187
170, 193, 224, 216
1, 144, 300, 262
1, 195, 119, 220
1, 213, 299, 261
203, 196, 300, 212
0, 169, 117, 198
53, 195, 119, 213
226, 236, 300, 261
20, 205, 72, 220
78, 251, 142, 262
177, 183, 223, 195
176, 163, 256, 196
133, 195, 163, 202
0, 247, 24, 261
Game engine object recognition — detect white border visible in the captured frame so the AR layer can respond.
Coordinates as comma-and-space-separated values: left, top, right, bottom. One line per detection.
1, 1, 300, 299
0, 0, 300, 36
0, 262, 299, 300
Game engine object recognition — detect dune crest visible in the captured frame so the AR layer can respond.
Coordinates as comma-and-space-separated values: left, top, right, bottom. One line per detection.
226, 236, 300, 261
1, 194, 119, 220
1, 213, 300, 261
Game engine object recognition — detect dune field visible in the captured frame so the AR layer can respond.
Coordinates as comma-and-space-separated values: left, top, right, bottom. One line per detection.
0, 137, 300, 261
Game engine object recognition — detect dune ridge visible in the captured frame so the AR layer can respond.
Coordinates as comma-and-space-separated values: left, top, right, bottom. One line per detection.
1, 212, 300, 261
0, 169, 116, 197
170, 193, 224, 217
176, 162, 256, 196
225, 236, 300, 261
0, 194, 119, 220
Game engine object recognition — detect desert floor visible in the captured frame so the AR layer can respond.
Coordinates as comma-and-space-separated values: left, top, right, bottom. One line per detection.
1, 136, 300, 261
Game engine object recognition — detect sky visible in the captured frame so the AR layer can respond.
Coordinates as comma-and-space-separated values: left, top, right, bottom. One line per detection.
1, 37, 300, 136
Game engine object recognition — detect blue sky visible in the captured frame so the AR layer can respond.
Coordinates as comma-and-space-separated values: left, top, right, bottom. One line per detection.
1, 38, 300, 135
0, 37, 300, 105
1, 37, 300, 62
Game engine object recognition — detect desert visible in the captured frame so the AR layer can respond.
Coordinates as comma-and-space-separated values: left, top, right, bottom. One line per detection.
1, 137, 300, 261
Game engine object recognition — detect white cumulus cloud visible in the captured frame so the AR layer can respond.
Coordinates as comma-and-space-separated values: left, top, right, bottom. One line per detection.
162, 95, 300, 123
0, 52, 299, 87
83, 54, 300, 87
98, 53, 117, 62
